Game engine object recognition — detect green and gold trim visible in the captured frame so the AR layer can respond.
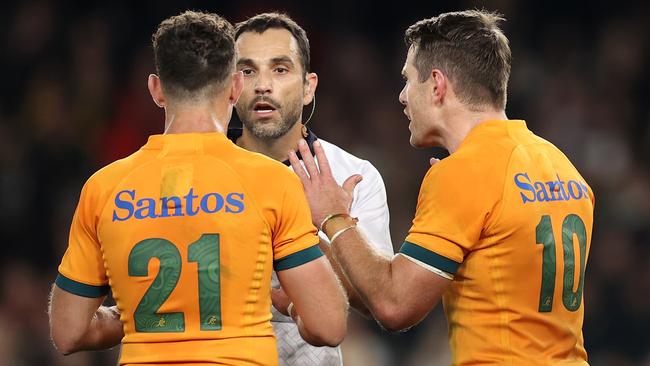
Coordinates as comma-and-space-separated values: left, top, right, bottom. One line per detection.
55, 273, 109, 298
274, 244, 323, 271
399, 241, 461, 274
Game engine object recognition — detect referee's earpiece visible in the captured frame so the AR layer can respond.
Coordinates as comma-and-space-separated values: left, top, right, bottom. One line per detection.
303, 93, 316, 126
302, 74, 317, 132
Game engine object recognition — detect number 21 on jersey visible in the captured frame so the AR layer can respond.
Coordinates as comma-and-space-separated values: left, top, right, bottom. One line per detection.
128, 234, 222, 332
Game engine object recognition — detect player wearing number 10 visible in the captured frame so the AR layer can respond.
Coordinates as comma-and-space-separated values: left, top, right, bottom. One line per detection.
290, 10, 594, 366
47, 11, 347, 366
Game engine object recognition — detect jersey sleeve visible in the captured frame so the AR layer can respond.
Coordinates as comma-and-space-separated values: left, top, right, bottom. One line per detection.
347, 161, 393, 255
400, 160, 491, 277
272, 174, 322, 271
56, 178, 109, 297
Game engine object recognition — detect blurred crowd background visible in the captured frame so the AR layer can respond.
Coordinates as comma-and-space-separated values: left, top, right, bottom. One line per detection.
0, 0, 648, 365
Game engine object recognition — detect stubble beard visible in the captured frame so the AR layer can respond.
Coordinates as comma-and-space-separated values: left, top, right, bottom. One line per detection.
240, 97, 303, 140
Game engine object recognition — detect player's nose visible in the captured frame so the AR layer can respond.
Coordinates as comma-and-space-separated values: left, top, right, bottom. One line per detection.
398, 86, 407, 106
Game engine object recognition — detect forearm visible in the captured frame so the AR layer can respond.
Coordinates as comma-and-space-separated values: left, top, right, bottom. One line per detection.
278, 294, 346, 347
276, 258, 348, 347
294, 275, 348, 346
289, 138, 447, 332
326, 222, 397, 318
328, 223, 450, 331
293, 312, 339, 347
74, 305, 123, 353
319, 238, 371, 318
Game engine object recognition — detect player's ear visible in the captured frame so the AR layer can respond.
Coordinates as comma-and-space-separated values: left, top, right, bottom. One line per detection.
430, 69, 447, 105
303, 72, 318, 105
148, 74, 166, 108
230, 71, 244, 105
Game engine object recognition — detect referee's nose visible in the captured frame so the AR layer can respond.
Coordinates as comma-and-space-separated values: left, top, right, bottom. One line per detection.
254, 70, 272, 95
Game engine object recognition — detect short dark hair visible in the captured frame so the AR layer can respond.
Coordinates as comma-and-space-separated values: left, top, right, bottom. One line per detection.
235, 12, 310, 75
405, 9, 511, 110
152, 11, 235, 100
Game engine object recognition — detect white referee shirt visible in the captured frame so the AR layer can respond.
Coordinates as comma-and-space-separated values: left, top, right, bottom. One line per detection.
270, 134, 393, 366
228, 128, 392, 365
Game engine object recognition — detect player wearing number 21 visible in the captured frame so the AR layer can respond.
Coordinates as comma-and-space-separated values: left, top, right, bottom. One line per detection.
47, 11, 347, 366
290, 10, 594, 366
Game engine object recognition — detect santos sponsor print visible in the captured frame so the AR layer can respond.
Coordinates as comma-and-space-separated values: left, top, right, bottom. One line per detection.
112, 188, 245, 221
514, 172, 590, 204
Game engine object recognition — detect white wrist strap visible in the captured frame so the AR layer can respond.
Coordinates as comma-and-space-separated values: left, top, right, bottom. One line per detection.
329, 225, 356, 244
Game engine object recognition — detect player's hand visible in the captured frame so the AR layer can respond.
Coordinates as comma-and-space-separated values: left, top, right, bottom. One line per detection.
271, 287, 292, 316
289, 139, 362, 227
430, 157, 440, 166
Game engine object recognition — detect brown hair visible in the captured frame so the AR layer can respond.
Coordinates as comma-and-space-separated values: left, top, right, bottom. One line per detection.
152, 11, 235, 100
235, 12, 310, 76
405, 10, 511, 109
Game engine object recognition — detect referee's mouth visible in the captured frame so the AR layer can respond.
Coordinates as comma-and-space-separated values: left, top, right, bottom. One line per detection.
253, 101, 278, 118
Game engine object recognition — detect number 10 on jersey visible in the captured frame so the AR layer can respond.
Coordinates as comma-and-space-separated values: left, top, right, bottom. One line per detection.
536, 214, 587, 313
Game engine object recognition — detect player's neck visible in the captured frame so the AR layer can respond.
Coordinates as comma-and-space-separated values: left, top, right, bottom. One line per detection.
445, 108, 508, 153
163, 103, 229, 135
237, 121, 304, 162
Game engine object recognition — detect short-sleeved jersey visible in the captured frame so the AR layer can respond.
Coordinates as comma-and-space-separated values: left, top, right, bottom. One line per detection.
55, 132, 322, 366
400, 120, 594, 366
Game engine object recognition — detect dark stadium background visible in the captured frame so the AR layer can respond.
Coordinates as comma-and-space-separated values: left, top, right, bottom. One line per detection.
0, 0, 648, 365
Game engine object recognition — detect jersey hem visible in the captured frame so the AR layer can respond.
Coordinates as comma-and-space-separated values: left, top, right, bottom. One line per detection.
398, 253, 454, 280
274, 244, 323, 271
399, 241, 461, 274
55, 273, 109, 298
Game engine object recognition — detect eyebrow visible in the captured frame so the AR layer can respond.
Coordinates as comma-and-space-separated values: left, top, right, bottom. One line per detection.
270, 56, 295, 67
236, 56, 296, 68
236, 58, 256, 67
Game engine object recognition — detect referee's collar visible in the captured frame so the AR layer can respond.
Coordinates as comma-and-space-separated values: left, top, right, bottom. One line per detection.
227, 127, 318, 166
